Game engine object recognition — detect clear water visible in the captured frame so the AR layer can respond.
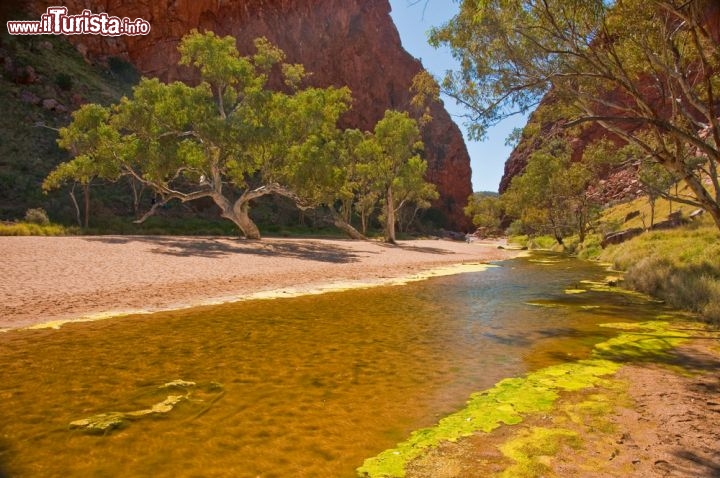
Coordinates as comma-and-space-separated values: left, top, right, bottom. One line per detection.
0, 254, 668, 477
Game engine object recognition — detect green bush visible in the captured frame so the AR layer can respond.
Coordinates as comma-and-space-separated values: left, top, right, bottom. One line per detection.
24, 208, 50, 225
508, 234, 529, 248
506, 220, 526, 237
108, 56, 140, 86
0, 222, 78, 236
54, 72, 73, 91
527, 235, 557, 250
575, 234, 602, 260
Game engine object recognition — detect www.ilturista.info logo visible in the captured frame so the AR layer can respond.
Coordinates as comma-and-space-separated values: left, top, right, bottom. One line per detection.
7, 7, 151, 36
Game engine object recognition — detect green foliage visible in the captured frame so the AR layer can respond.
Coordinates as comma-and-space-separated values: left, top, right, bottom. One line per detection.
431, 0, 720, 229
409, 71, 440, 126
464, 192, 503, 230
44, 31, 353, 239
54, 73, 73, 91
352, 110, 436, 242
527, 235, 557, 250
0, 221, 79, 236
575, 233, 603, 260
43, 104, 122, 191
508, 233, 529, 247
108, 57, 140, 85
502, 140, 598, 244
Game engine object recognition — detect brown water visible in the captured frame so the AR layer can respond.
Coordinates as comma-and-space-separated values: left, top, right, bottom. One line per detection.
0, 254, 668, 477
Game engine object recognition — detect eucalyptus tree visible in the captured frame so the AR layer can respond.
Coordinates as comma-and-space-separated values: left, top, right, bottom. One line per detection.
464, 192, 503, 232
44, 31, 351, 239
431, 0, 720, 229
360, 110, 436, 243
502, 141, 595, 244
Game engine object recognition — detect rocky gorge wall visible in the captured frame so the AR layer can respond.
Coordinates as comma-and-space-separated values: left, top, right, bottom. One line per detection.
25, 0, 473, 230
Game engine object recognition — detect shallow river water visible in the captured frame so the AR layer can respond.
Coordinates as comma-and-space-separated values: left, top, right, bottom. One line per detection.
0, 253, 670, 477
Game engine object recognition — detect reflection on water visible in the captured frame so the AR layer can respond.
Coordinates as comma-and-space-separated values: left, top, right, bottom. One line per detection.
0, 253, 669, 477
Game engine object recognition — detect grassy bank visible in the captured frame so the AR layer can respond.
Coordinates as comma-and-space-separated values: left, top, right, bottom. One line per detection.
508, 192, 720, 324
520, 197, 720, 324
598, 218, 720, 324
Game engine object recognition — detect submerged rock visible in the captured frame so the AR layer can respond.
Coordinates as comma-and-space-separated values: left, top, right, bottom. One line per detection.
69, 379, 222, 435
159, 379, 196, 389
69, 412, 126, 434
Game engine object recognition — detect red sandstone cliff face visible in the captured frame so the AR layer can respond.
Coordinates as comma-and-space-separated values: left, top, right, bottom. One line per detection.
27, 0, 473, 230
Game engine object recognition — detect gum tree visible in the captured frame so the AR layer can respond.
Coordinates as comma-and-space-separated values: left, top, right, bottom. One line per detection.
44, 31, 351, 239
502, 141, 595, 245
360, 110, 436, 243
431, 0, 720, 230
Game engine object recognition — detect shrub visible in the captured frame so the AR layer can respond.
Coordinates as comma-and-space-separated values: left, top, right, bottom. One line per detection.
24, 208, 50, 225
527, 235, 557, 250
55, 73, 73, 90
624, 256, 673, 297
576, 234, 602, 260
0, 222, 78, 236
624, 256, 720, 324
108, 56, 140, 85
506, 219, 526, 237
508, 234, 529, 248
700, 277, 720, 325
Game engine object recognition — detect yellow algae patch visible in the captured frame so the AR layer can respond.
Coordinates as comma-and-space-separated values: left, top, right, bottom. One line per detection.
564, 289, 587, 295
498, 427, 582, 478
525, 301, 564, 308
528, 259, 562, 264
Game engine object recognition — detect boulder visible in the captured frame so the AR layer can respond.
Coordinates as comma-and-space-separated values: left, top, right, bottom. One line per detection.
601, 227, 644, 248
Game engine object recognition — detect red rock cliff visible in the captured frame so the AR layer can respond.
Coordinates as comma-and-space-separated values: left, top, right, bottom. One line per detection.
27, 0, 473, 230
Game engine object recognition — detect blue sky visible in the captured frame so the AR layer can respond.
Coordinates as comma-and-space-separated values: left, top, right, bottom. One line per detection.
388, 0, 528, 193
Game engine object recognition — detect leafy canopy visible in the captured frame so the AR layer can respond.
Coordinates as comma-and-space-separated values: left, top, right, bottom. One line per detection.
432, 0, 720, 229
44, 31, 352, 239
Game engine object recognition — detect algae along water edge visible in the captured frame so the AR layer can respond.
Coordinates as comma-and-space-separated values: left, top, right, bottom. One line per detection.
0, 254, 674, 477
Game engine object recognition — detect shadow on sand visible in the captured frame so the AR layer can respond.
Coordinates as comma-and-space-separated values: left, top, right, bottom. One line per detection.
82, 236, 371, 263
82, 236, 462, 262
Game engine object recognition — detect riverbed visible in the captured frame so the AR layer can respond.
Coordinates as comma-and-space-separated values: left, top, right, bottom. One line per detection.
0, 253, 681, 477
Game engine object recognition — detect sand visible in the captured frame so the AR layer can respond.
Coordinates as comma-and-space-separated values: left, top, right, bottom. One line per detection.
0, 235, 518, 331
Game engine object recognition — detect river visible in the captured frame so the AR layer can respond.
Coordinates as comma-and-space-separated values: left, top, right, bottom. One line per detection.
0, 253, 668, 477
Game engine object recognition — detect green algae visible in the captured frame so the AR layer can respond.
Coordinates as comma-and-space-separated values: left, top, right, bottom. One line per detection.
595, 321, 688, 362
357, 359, 619, 477
498, 427, 582, 478
357, 320, 689, 478
525, 301, 565, 308
565, 393, 617, 433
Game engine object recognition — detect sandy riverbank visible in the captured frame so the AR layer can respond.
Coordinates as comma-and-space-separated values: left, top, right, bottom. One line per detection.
0, 235, 519, 331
